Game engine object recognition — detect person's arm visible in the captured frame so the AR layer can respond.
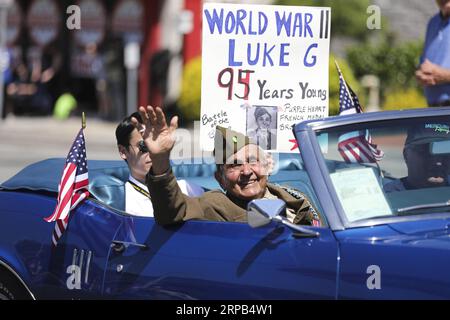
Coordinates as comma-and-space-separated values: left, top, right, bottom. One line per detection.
431, 65, 450, 84
146, 168, 215, 225
416, 59, 450, 86
132, 106, 221, 225
130, 105, 181, 224
148, 168, 235, 225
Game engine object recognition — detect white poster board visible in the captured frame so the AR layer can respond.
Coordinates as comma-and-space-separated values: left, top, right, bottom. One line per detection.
201, 3, 330, 152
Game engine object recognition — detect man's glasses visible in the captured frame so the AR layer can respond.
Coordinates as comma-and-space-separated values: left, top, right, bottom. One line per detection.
137, 140, 149, 153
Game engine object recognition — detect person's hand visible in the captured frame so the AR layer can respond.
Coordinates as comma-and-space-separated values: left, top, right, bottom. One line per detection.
415, 68, 435, 86
41, 68, 55, 83
416, 59, 450, 86
131, 105, 178, 175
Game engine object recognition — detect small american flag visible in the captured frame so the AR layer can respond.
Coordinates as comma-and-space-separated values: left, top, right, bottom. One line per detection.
44, 129, 89, 247
336, 64, 384, 163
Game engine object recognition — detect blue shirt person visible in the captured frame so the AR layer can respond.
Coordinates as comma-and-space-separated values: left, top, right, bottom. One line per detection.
416, 0, 450, 106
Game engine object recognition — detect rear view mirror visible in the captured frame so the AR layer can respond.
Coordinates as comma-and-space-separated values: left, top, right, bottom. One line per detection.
247, 199, 320, 237
247, 199, 286, 228
430, 140, 450, 155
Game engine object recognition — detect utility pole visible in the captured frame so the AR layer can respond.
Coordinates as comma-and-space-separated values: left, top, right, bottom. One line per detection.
0, 0, 12, 120
124, 42, 140, 117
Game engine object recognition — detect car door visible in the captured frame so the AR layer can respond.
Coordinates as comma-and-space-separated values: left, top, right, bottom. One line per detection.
39, 200, 124, 299
103, 216, 338, 299
335, 220, 450, 299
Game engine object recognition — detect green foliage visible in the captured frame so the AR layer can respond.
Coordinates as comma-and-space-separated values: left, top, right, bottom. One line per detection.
269, 1, 425, 112
178, 56, 202, 122
329, 54, 362, 115
382, 88, 427, 111
347, 40, 423, 96
275, 0, 372, 40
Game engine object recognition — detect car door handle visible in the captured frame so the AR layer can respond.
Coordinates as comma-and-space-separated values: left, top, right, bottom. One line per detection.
110, 240, 148, 253
292, 231, 320, 238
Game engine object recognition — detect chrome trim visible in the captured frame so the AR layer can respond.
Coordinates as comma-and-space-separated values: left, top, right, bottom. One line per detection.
111, 240, 148, 250
72, 248, 78, 266
79, 249, 85, 271
397, 200, 450, 213
273, 216, 320, 237
85, 251, 92, 285
0, 260, 36, 300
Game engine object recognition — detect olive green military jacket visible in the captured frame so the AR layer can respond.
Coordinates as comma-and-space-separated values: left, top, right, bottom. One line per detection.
146, 168, 321, 227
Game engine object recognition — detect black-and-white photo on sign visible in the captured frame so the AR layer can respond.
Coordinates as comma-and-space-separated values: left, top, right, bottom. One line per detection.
246, 105, 278, 150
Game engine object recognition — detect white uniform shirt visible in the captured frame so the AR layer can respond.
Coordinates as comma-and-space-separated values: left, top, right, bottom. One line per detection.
125, 175, 204, 217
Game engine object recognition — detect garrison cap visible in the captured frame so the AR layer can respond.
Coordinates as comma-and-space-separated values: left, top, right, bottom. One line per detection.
213, 126, 254, 164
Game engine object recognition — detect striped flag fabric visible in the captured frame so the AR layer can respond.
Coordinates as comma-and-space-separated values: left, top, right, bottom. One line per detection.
44, 129, 89, 247
336, 64, 384, 163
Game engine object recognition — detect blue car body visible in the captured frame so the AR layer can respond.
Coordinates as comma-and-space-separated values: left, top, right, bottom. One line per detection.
1, 107, 450, 299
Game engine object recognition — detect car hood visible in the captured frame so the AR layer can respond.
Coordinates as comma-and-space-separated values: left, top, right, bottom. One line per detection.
337, 217, 450, 249
388, 218, 450, 235
385, 218, 450, 249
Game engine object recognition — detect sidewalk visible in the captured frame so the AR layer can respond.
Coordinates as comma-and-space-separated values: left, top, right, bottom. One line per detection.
0, 115, 118, 183
0, 115, 203, 183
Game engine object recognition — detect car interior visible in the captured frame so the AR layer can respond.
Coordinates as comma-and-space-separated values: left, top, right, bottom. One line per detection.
0, 154, 322, 220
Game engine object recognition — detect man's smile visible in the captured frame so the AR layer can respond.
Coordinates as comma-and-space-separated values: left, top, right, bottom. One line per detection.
238, 179, 257, 188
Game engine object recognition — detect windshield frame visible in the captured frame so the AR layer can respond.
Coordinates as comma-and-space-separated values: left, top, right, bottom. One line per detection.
295, 107, 450, 231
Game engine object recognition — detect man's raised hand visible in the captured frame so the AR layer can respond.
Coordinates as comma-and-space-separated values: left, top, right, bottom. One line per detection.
131, 105, 178, 174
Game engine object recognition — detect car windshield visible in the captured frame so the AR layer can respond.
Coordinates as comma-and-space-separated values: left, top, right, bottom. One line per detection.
314, 115, 450, 223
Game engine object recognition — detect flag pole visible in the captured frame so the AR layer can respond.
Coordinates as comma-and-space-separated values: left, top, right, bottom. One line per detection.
334, 60, 354, 106
82, 112, 86, 129
334, 59, 342, 74
377, 163, 384, 178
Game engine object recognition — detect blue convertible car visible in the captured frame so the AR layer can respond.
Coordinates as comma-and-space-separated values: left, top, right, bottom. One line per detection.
1, 107, 450, 300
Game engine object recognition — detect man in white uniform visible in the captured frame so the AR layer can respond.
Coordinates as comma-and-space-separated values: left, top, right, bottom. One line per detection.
116, 112, 204, 216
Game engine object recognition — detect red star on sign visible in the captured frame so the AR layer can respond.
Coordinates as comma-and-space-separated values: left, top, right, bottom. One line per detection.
289, 139, 299, 151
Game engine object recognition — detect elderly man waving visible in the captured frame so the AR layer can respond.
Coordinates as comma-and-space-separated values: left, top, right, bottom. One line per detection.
133, 105, 321, 227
